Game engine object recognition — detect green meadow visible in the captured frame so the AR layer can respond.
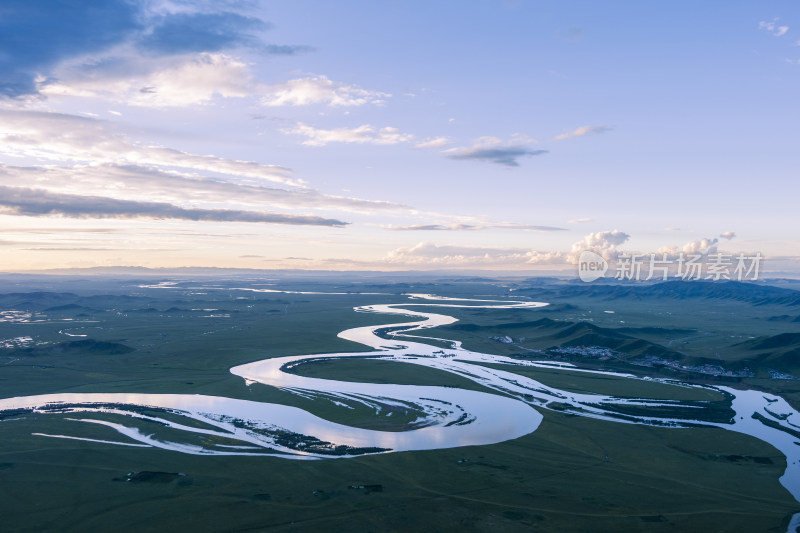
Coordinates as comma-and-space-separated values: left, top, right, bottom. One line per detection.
0, 276, 799, 531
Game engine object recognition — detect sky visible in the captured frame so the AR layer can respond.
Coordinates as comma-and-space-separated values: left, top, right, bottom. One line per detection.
0, 0, 798, 273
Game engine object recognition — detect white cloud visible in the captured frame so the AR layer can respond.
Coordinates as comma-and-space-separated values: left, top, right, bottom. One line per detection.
568, 217, 593, 224
720, 231, 736, 240
41, 53, 257, 108
40, 50, 386, 111
133, 54, 255, 107
567, 229, 630, 263
760, 19, 789, 37
681, 237, 719, 255
657, 237, 719, 258
554, 125, 611, 141
414, 137, 451, 149
261, 75, 389, 107
284, 122, 414, 146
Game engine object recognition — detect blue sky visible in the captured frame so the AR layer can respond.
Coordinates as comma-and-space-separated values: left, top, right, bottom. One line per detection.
0, 0, 797, 272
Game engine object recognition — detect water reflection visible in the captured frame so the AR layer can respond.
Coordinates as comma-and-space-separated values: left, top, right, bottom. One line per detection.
1, 293, 799, 525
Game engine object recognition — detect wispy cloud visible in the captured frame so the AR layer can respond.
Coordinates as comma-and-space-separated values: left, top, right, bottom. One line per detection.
568, 217, 593, 224
0, 239, 50, 246
284, 122, 414, 146
759, 19, 789, 37
261, 75, 389, 107
0, 111, 411, 226
0, 186, 348, 227
384, 242, 563, 266
414, 137, 451, 149
0, 227, 121, 234
0, 110, 298, 187
24, 247, 132, 252
443, 136, 547, 167
720, 231, 736, 240
554, 125, 611, 141
385, 223, 566, 232
1, 163, 407, 214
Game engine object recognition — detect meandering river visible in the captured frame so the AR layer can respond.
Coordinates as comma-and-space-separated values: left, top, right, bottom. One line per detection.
1, 293, 799, 529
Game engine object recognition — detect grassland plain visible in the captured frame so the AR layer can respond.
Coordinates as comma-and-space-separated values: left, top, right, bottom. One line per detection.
1, 276, 799, 531
0, 409, 795, 532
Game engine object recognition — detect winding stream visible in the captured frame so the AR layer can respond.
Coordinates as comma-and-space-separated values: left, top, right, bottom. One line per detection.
1, 293, 799, 528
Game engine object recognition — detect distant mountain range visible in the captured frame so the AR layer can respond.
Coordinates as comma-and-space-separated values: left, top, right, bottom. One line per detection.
516, 280, 800, 307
